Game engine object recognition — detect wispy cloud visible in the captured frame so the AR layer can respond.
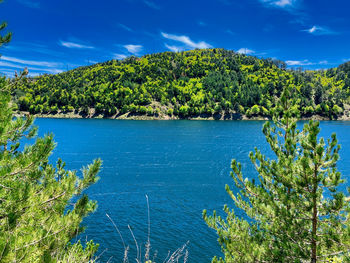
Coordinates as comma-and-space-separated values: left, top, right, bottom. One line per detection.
303, 25, 337, 36
124, 44, 143, 55
143, 0, 160, 9
226, 29, 235, 35
1, 56, 62, 67
319, 60, 328, 65
0, 60, 35, 69
260, 0, 296, 8
0, 61, 63, 75
261, 0, 308, 22
59, 41, 94, 49
286, 59, 313, 66
259, 0, 301, 13
237, 48, 255, 55
118, 23, 132, 32
0, 55, 66, 76
285, 59, 330, 66
114, 53, 128, 60
17, 0, 40, 9
197, 21, 207, 27
35, 68, 64, 74
164, 44, 182, 52
86, 59, 99, 64
4, 43, 64, 57
161, 32, 212, 52
274, 0, 294, 7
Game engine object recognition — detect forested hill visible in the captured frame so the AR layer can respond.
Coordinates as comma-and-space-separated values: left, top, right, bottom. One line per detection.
11, 48, 350, 119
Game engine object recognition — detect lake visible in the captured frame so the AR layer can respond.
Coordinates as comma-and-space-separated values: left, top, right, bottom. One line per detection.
34, 119, 350, 262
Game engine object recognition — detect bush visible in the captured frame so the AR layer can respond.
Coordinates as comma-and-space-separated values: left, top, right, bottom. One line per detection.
179, 105, 190, 117
332, 104, 343, 115
167, 108, 174, 116
138, 105, 147, 114
250, 105, 260, 115
304, 105, 314, 115
261, 106, 269, 116
146, 106, 154, 115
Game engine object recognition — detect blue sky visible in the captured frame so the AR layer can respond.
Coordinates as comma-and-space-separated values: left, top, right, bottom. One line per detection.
0, 0, 349, 76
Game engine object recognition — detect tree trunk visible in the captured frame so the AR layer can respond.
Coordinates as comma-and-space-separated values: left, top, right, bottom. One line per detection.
311, 164, 318, 263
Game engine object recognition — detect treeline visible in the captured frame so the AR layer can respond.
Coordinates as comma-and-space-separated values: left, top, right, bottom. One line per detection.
10, 48, 350, 119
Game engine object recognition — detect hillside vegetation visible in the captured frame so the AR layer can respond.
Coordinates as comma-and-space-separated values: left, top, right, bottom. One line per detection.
11, 48, 350, 119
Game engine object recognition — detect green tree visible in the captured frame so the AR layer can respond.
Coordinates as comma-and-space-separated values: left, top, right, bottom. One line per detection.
204, 87, 350, 262
0, 11, 11, 48
332, 105, 343, 116
7, 35, 350, 120
250, 105, 260, 115
0, 77, 102, 262
0, 15, 101, 262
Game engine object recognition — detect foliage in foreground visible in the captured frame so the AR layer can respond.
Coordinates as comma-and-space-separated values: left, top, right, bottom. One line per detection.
0, 13, 102, 262
204, 87, 350, 262
0, 77, 101, 262
10, 49, 350, 119
0, 9, 101, 263
106, 196, 189, 263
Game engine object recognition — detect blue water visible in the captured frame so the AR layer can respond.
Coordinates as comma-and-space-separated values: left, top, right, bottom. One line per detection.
34, 119, 350, 262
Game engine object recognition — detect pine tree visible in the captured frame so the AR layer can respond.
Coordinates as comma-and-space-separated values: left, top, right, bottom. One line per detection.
204, 86, 350, 262
0, 13, 102, 262
0, 6, 11, 48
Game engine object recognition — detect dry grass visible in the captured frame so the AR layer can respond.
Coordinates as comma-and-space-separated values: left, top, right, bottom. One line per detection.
105, 195, 189, 263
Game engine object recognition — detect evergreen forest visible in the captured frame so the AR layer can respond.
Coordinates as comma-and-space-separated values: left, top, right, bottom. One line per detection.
10, 49, 350, 120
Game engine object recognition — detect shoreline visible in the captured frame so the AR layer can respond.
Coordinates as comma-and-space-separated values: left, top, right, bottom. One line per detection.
16, 111, 350, 121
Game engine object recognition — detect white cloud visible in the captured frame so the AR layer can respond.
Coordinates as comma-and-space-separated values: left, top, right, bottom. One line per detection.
0, 61, 32, 69
273, 0, 293, 7
164, 44, 183, 52
124, 44, 143, 55
17, 0, 40, 9
308, 26, 317, 33
1, 56, 62, 68
285, 60, 313, 66
319, 60, 328, 65
143, 0, 160, 9
303, 25, 336, 35
237, 48, 255, 55
0, 61, 63, 74
114, 54, 128, 60
60, 41, 94, 49
286, 59, 331, 66
0, 55, 65, 76
4, 42, 64, 57
259, 0, 297, 9
161, 32, 212, 51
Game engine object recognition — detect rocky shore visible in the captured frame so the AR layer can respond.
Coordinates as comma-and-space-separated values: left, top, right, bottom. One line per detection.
16, 111, 350, 121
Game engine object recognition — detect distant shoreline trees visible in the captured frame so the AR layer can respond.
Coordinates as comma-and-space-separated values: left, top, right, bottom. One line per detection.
8, 49, 350, 120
